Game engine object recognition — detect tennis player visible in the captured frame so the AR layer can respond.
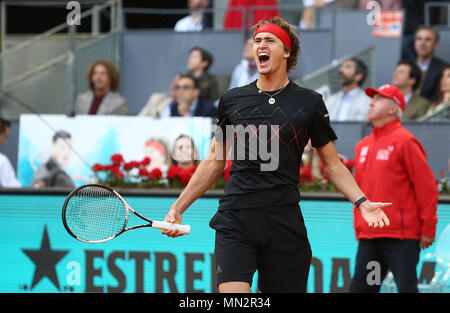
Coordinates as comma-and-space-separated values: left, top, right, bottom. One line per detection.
162, 16, 391, 293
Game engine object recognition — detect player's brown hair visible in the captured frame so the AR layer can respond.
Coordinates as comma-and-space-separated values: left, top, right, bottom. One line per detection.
253, 16, 301, 73
87, 60, 120, 91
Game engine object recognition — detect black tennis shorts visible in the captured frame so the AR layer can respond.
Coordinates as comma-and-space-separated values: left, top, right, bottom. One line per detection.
209, 203, 312, 292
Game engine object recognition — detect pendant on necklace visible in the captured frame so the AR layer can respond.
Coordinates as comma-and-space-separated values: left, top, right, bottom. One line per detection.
268, 98, 275, 104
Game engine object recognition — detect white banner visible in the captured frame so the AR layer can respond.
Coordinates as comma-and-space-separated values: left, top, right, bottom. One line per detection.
17, 115, 214, 187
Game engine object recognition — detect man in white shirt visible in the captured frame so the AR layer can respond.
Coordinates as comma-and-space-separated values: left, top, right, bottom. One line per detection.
138, 74, 181, 117
174, 0, 210, 32
325, 58, 371, 121
0, 118, 21, 188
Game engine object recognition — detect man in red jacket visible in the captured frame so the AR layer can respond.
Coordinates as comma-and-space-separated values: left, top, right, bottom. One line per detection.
350, 84, 438, 293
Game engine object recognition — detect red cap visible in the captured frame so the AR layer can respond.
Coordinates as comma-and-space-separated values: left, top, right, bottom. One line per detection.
365, 84, 406, 111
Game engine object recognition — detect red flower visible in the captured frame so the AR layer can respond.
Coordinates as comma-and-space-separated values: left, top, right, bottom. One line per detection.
166, 165, 194, 185
138, 168, 149, 177
178, 168, 192, 185
299, 164, 314, 183
114, 171, 124, 178
124, 161, 140, 171
111, 153, 124, 165
109, 164, 120, 173
344, 159, 355, 172
167, 165, 180, 179
141, 157, 151, 167
186, 165, 197, 174
92, 163, 105, 172
150, 168, 162, 179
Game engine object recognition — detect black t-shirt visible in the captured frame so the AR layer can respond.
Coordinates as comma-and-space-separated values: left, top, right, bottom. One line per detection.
215, 80, 337, 210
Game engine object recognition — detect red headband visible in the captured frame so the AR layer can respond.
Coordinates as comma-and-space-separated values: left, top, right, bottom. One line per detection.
254, 23, 292, 50
145, 141, 166, 156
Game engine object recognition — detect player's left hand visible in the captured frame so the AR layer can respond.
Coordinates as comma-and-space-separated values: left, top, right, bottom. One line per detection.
359, 200, 391, 228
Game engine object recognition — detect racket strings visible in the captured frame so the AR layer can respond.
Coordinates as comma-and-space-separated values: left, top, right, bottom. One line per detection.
64, 185, 127, 242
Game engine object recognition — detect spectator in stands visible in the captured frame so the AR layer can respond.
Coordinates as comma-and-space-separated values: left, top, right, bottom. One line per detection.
169, 134, 200, 169
401, 1, 441, 60
228, 38, 258, 89
138, 74, 181, 117
299, 0, 335, 29
419, 66, 450, 121
161, 74, 217, 118
187, 47, 220, 102
174, 0, 211, 32
413, 25, 449, 102
75, 60, 129, 115
350, 84, 438, 293
324, 58, 371, 121
224, 0, 280, 30
0, 118, 21, 188
31, 130, 75, 188
392, 59, 431, 120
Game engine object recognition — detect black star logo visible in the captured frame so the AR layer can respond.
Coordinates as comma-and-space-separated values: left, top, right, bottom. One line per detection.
22, 226, 69, 290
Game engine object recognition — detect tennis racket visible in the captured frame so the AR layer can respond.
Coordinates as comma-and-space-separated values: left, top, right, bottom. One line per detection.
62, 184, 190, 243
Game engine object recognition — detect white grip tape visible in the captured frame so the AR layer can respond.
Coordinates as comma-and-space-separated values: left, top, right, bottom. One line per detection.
152, 220, 191, 234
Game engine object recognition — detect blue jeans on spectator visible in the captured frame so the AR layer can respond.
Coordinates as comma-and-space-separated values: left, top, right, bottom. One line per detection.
350, 238, 420, 293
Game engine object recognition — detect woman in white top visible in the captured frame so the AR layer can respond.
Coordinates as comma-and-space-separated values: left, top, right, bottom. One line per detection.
420, 66, 450, 120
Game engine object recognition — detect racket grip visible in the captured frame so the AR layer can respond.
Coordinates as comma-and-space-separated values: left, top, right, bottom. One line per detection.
152, 220, 191, 234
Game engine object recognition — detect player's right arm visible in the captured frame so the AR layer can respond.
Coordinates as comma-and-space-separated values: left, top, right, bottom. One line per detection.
161, 137, 230, 237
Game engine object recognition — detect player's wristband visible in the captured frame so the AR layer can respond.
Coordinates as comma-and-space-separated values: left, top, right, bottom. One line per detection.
355, 197, 368, 209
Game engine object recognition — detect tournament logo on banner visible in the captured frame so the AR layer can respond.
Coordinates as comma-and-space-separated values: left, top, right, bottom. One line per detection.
1, 195, 446, 293
372, 10, 403, 38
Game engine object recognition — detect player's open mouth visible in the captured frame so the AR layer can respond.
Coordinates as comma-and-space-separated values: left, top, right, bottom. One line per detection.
258, 52, 270, 66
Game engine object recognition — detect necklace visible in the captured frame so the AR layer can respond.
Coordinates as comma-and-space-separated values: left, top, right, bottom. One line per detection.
257, 82, 289, 104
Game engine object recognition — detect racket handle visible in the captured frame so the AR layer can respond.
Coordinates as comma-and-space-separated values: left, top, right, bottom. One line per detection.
152, 220, 191, 234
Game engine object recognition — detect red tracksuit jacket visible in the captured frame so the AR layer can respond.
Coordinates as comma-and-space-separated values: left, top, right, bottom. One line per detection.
353, 119, 438, 240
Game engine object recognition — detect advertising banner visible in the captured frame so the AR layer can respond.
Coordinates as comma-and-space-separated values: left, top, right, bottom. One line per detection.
1, 194, 448, 293
17, 115, 214, 188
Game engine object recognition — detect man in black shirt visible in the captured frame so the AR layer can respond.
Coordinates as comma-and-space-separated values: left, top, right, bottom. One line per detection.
162, 16, 392, 293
